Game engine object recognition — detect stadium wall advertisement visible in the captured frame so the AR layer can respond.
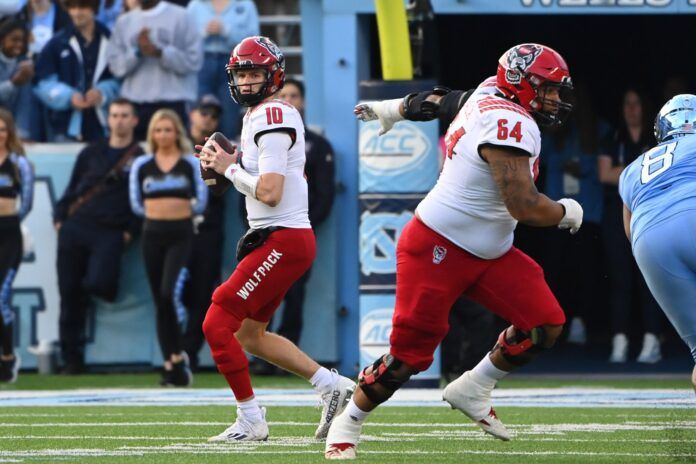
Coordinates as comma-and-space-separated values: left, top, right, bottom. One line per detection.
13, 146, 339, 369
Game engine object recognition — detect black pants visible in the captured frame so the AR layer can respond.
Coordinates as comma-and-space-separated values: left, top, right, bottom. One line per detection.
0, 217, 21, 356
602, 200, 663, 335
57, 220, 123, 365
142, 219, 193, 360
134, 101, 189, 142
182, 227, 224, 367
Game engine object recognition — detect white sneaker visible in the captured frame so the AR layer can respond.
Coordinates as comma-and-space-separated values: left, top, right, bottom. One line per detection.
325, 411, 361, 460
609, 333, 628, 363
208, 406, 269, 442
315, 371, 356, 439
442, 371, 510, 441
566, 317, 587, 345
637, 333, 662, 364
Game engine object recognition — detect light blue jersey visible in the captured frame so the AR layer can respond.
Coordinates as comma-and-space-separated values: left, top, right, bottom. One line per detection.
620, 134, 696, 247
619, 133, 696, 363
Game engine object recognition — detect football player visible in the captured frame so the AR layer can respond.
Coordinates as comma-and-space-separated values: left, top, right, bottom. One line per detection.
325, 44, 582, 459
197, 36, 355, 442
618, 94, 696, 393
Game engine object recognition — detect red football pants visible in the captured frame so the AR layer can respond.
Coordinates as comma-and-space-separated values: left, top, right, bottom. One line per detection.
390, 218, 565, 372
202, 228, 315, 400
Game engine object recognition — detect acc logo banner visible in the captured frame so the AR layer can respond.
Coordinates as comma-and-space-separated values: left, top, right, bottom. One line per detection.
360, 210, 413, 277
359, 306, 394, 367
359, 120, 439, 193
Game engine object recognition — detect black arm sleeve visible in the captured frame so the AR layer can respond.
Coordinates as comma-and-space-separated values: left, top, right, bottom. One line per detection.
402, 87, 473, 127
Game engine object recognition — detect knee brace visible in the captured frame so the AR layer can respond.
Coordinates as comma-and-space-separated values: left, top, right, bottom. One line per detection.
493, 326, 549, 367
358, 354, 415, 405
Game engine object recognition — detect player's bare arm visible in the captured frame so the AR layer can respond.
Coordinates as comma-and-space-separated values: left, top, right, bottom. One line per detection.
255, 173, 284, 207
622, 203, 632, 240
483, 145, 565, 226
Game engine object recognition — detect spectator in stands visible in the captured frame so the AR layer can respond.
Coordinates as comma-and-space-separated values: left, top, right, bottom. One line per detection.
0, 18, 33, 139
16, 0, 71, 141
0, 109, 33, 383
599, 88, 663, 364
34, 0, 120, 142
54, 98, 143, 375
107, 0, 202, 141
17, 0, 71, 56
186, 0, 258, 138
248, 78, 336, 375
182, 94, 225, 370
96, 0, 121, 31
541, 83, 607, 345
129, 109, 207, 386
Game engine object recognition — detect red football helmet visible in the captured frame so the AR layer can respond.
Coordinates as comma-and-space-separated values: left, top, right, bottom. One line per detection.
226, 36, 285, 107
496, 43, 573, 126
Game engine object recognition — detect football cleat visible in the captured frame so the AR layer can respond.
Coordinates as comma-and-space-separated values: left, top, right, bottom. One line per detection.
325, 410, 362, 460
315, 371, 356, 439
0, 354, 20, 383
208, 406, 269, 442
637, 333, 662, 364
443, 370, 511, 441
609, 333, 629, 363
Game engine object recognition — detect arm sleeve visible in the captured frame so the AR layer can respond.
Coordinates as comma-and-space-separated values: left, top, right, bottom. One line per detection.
106, 18, 141, 78
160, 15, 204, 75
257, 131, 292, 176
184, 154, 209, 215
34, 42, 79, 110
307, 136, 336, 227
94, 78, 121, 109
477, 109, 539, 158
16, 156, 34, 221
128, 155, 147, 217
0, 80, 17, 102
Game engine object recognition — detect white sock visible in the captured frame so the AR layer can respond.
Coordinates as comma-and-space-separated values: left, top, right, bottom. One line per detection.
470, 353, 508, 387
237, 398, 263, 422
344, 398, 370, 424
310, 366, 338, 395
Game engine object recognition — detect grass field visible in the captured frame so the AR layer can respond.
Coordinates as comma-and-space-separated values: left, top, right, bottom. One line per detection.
0, 374, 694, 463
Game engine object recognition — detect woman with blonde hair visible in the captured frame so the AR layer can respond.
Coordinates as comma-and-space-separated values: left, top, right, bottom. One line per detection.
129, 109, 208, 386
0, 109, 34, 383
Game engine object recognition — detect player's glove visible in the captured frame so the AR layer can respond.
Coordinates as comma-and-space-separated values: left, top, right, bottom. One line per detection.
354, 98, 404, 135
557, 198, 583, 234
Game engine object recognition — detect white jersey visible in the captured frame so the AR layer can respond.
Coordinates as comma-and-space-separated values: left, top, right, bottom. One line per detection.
239, 99, 310, 229
416, 83, 541, 259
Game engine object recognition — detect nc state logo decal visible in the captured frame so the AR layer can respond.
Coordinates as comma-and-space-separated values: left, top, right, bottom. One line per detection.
505, 44, 542, 85
432, 245, 447, 264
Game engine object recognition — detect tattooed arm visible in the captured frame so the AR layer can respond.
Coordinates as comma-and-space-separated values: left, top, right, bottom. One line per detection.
481, 145, 565, 226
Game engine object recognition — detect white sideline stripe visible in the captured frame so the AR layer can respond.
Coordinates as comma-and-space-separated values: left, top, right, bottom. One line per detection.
3, 434, 696, 444
1, 421, 695, 432
0, 449, 695, 458
0, 387, 693, 408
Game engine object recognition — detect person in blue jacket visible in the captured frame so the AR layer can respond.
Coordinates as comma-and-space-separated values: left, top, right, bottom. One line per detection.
34, 0, 119, 142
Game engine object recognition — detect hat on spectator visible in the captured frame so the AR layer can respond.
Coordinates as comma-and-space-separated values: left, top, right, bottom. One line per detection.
195, 94, 223, 118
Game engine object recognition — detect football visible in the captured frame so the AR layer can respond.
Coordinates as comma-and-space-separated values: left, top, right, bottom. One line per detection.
199, 131, 234, 196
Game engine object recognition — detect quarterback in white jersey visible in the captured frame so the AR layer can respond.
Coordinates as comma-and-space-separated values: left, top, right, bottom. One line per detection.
197, 36, 354, 444
325, 44, 582, 460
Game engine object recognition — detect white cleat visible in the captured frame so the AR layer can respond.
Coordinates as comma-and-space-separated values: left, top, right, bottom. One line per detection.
208, 406, 269, 442
325, 410, 362, 460
315, 372, 356, 439
609, 333, 629, 363
637, 333, 662, 364
443, 371, 511, 441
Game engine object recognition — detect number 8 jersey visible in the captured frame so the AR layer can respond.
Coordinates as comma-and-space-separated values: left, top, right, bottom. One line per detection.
416, 82, 542, 259
620, 134, 696, 247
240, 99, 311, 229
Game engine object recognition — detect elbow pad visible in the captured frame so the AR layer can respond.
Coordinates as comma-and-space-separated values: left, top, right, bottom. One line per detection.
402, 87, 473, 125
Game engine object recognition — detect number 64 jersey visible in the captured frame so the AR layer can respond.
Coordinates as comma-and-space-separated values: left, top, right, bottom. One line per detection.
416, 83, 542, 260
619, 134, 696, 248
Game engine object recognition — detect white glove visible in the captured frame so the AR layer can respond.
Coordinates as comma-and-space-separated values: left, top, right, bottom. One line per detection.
354, 98, 404, 135
557, 198, 583, 234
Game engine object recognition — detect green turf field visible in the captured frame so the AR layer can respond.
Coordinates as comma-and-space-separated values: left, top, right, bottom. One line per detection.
0, 374, 694, 463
